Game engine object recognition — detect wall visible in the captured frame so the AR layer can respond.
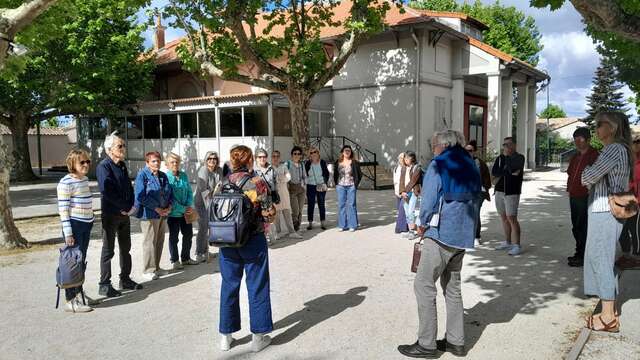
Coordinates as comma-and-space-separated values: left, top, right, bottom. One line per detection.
2, 134, 72, 168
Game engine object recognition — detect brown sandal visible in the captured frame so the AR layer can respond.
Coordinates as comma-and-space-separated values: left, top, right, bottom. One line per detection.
586, 314, 620, 333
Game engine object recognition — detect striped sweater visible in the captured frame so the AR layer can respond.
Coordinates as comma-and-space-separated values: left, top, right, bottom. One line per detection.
582, 142, 631, 213
57, 174, 95, 237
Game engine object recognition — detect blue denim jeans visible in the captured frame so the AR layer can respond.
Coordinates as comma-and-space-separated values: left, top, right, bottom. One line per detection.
336, 185, 358, 230
167, 216, 193, 263
218, 232, 273, 334
65, 220, 93, 300
404, 192, 418, 226
306, 185, 327, 222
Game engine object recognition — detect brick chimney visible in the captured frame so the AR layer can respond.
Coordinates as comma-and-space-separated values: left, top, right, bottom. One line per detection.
154, 14, 166, 50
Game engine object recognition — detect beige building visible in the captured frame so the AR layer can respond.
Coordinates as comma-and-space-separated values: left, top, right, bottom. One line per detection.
80, 3, 548, 185
0, 125, 73, 168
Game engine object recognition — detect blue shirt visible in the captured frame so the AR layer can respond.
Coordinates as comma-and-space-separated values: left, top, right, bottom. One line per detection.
419, 146, 481, 249
96, 157, 134, 216
134, 167, 173, 220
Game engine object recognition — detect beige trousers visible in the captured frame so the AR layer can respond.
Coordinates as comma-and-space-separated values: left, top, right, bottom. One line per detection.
141, 218, 166, 274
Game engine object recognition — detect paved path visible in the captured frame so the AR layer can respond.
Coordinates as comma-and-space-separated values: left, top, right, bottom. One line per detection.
1, 171, 638, 359
10, 181, 101, 220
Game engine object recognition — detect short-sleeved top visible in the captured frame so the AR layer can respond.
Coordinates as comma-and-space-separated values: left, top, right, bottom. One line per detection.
307, 163, 324, 185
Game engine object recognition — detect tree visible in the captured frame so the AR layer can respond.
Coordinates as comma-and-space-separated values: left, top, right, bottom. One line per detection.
531, 0, 640, 43
540, 103, 567, 118
411, 0, 543, 65
583, 57, 629, 129
166, 0, 401, 151
0, 0, 154, 182
0, 0, 153, 249
0, 0, 59, 68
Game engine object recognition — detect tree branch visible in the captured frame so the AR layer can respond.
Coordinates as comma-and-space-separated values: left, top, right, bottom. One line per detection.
311, 31, 363, 92
570, 0, 640, 43
199, 60, 286, 93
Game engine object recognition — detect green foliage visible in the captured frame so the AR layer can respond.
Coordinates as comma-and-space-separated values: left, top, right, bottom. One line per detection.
536, 128, 573, 155
409, 0, 457, 12
583, 57, 629, 129
410, 0, 543, 65
0, 0, 154, 122
540, 103, 567, 119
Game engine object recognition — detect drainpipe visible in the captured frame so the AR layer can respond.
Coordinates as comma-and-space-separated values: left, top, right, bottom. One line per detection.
411, 30, 422, 162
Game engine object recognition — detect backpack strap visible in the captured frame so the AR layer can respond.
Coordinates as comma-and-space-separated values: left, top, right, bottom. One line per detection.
238, 174, 252, 190
55, 286, 61, 309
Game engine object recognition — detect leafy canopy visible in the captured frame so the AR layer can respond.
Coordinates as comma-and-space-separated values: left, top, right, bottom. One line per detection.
410, 0, 543, 65
540, 103, 567, 119
0, 0, 154, 122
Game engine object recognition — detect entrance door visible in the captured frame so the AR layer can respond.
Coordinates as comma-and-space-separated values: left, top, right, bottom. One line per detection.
464, 95, 487, 152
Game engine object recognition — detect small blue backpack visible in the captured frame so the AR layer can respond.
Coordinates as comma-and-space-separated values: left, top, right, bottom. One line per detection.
55, 245, 86, 308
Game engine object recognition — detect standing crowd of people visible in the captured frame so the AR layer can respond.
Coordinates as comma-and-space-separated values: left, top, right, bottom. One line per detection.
55, 110, 635, 355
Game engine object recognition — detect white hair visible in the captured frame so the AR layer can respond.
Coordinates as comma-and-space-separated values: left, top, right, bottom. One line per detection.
433, 129, 465, 148
103, 131, 123, 152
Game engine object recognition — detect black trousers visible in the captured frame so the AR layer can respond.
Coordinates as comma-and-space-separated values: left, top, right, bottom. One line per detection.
99, 213, 132, 285
619, 212, 640, 255
569, 196, 589, 259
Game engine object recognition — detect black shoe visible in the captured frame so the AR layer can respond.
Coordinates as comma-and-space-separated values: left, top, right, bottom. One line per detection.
98, 284, 122, 298
436, 339, 466, 357
307, 224, 313, 230
568, 258, 584, 267
397, 342, 438, 358
567, 254, 581, 262
119, 278, 143, 291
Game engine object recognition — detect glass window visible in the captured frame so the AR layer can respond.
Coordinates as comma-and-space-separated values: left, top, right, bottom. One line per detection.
90, 117, 109, 140
127, 116, 143, 139
220, 108, 242, 137
469, 105, 484, 147
162, 114, 178, 138
180, 112, 198, 138
111, 117, 126, 137
309, 111, 320, 137
321, 112, 333, 137
199, 111, 216, 138
273, 107, 292, 136
143, 115, 160, 139
243, 106, 268, 136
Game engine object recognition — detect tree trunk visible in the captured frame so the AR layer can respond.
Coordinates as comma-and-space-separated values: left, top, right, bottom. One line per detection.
287, 89, 312, 153
0, 136, 28, 249
9, 113, 37, 181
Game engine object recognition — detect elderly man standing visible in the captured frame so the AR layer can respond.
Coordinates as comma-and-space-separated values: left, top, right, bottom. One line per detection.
96, 132, 142, 297
398, 130, 480, 358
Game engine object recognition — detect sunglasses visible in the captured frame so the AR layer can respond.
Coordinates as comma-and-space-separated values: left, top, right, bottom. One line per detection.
257, 155, 267, 158
116, 144, 126, 149
634, 140, 640, 144
207, 157, 218, 161
293, 152, 302, 155
79, 160, 91, 166
310, 151, 319, 154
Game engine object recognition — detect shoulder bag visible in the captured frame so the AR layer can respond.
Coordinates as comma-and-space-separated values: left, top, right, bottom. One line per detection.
607, 176, 638, 219
311, 164, 327, 192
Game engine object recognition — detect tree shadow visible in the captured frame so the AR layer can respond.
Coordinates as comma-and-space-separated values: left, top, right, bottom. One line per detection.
461, 184, 585, 351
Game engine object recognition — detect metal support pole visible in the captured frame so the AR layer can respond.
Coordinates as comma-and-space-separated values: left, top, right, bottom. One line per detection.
37, 120, 42, 176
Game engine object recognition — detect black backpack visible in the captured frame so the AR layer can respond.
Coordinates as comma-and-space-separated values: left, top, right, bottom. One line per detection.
208, 175, 257, 248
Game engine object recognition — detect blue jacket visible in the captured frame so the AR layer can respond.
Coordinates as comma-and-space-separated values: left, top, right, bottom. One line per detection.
420, 145, 482, 249
134, 167, 173, 220
166, 170, 193, 217
96, 157, 134, 215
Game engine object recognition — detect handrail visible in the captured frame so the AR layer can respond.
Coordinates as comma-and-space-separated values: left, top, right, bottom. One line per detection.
309, 136, 379, 189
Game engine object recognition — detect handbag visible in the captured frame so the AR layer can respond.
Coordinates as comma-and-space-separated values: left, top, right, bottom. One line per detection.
606, 176, 639, 219
411, 238, 424, 273
184, 210, 199, 224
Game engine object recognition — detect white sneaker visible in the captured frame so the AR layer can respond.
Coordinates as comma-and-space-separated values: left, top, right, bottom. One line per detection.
251, 333, 272, 352
195, 254, 206, 263
142, 272, 158, 281
65, 297, 93, 313
183, 258, 199, 266
475, 237, 483, 245
508, 245, 522, 256
171, 262, 184, 270
289, 232, 303, 239
495, 242, 512, 250
82, 293, 100, 306
338, 228, 346, 232
220, 334, 234, 351
349, 228, 356, 232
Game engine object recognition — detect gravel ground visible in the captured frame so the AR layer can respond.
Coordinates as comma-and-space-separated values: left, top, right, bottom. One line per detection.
1, 171, 634, 359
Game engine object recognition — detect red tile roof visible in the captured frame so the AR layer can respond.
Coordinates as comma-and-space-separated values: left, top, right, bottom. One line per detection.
0, 124, 69, 136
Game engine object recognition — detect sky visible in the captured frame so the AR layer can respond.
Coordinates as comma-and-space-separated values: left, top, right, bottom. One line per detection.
138, 0, 638, 120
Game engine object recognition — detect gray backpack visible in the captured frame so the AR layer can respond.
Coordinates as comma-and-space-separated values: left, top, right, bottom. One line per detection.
55, 245, 86, 308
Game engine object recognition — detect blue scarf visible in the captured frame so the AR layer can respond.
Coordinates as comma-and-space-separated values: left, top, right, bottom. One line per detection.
433, 145, 481, 201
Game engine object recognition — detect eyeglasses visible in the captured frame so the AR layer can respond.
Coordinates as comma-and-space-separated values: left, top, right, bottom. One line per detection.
116, 144, 126, 149
79, 160, 91, 166
257, 155, 267, 158
310, 151, 319, 154
293, 152, 302, 155
502, 143, 510, 147
207, 157, 218, 161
